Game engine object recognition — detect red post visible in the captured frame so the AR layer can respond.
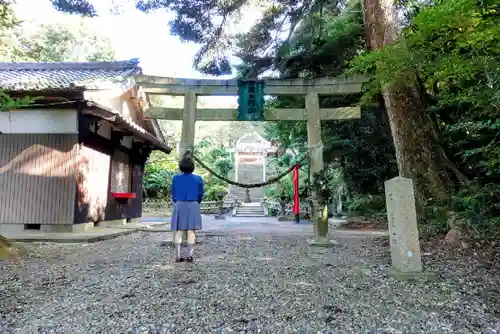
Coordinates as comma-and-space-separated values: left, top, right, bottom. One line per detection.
292, 164, 300, 223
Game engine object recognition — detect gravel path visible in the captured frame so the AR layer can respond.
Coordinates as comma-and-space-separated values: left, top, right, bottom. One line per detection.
1, 222, 500, 333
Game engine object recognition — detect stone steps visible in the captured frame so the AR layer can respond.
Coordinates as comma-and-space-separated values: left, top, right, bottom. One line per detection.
233, 203, 267, 217
227, 187, 266, 202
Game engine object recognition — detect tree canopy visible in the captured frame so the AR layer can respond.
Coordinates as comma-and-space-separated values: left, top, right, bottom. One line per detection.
14, 21, 115, 62
1, 1, 115, 62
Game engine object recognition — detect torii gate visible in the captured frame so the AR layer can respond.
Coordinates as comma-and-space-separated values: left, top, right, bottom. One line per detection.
135, 75, 367, 246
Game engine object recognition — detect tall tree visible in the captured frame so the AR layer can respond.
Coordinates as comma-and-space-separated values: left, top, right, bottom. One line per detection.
354, 0, 500, 234
0, 1, 22, 61
14, 20, 115, 62
360, 0, 463, 208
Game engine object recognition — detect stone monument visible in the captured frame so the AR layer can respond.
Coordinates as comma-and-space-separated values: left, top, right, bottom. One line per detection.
385, 177, 433, 280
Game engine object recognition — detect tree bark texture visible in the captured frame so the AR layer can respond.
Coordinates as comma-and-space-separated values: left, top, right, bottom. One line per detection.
362, 0, 458, 212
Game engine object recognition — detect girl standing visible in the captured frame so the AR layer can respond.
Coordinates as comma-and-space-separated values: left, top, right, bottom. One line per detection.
171, 156, 204, 262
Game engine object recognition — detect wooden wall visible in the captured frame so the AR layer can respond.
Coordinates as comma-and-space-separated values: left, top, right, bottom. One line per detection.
0, 134, 78, 225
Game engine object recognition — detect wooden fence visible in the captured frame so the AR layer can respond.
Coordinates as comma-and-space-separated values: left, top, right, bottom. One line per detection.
143, 198, 312, 217
143, 198, 235, 215
263, 199, 311, 217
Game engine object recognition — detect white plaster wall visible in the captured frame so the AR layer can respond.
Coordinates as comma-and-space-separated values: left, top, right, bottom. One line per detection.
83, 79, 137, 122
0, 109, 78, 134
0, 112, 9, 133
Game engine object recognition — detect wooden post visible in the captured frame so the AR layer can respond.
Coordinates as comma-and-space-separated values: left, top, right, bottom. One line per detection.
178, 91, 197, 244
306, 93, 335, 247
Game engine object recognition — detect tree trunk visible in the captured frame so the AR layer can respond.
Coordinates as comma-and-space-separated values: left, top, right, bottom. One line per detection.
362, 0, 457, 214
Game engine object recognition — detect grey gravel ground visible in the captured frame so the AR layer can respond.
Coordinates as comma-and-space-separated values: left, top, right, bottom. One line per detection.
1, 223, 500, 333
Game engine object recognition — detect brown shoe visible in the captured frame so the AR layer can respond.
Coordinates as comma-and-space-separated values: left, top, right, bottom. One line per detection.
175, 257, 185, 263
186, 257, 194, 263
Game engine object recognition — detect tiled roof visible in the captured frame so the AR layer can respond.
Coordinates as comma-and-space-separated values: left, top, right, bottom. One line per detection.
0, 59, 141, 91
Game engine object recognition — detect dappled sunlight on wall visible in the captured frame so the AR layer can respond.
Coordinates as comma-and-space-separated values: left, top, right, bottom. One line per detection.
0, 134, 78, 224
76, 146, 110, 222
0, 143, 77, 177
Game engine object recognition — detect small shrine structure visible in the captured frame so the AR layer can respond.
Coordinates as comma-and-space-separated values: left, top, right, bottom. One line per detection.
225, 132, 276, 203
234, 132, 275, 183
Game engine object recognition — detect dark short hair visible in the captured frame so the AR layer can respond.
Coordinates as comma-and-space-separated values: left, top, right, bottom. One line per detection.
179, 156, 195, 174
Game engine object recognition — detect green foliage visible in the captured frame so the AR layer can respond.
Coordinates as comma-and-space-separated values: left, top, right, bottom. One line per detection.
144, 141, 234, 201
51, 0, 96, 16
14, 21, 115, 62
0, 91, 33, 112
143, 161, 176, 198
204, 184, 228, 202
214, 159, 233, 179
0, 1, 20, 61
265, 175, 293, 201
195, 142, 234, 181
258, 5, 397, 214
2, 1, 114, 63
350, 0, 500, 235
347, 195, 386, 217
0, 1, 21, 61
451, 185, 500, 238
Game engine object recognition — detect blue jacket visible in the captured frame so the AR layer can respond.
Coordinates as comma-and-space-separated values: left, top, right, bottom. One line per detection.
171, 173, 204, 203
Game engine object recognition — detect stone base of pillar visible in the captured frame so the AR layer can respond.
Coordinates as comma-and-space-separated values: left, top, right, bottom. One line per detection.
388, 268, 437, 281
308, 237, 339, 247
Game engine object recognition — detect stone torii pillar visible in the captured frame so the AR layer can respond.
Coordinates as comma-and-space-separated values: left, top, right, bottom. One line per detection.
179, 91, 197, 158
177, 91, 197, 244
306, 93, 336, 247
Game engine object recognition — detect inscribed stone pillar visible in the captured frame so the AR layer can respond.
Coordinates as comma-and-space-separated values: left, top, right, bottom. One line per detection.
306, 93, 333, 246
385, 177, 422, 273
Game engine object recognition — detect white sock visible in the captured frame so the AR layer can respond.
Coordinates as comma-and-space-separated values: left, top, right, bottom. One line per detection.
175, 243, 181, 258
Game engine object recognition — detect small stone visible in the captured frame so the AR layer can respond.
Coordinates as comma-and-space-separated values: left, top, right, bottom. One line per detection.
444, 229, 462, 248
360, 268, 372, 276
